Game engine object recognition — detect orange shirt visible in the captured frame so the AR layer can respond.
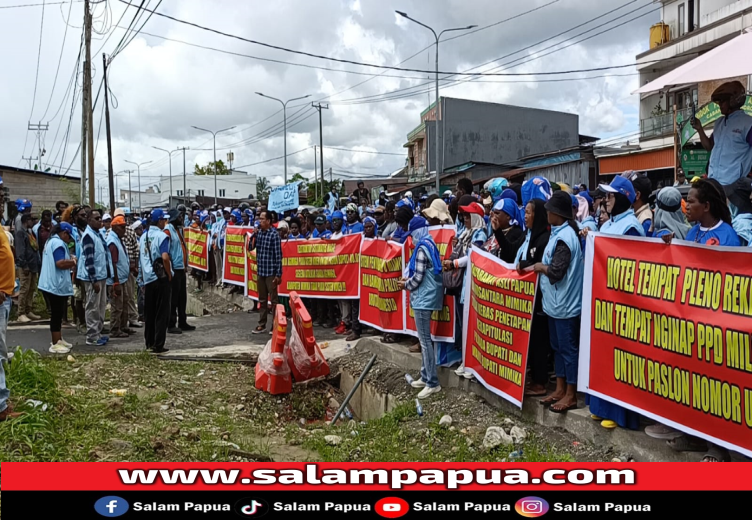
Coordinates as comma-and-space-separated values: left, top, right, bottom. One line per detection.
0, 229, 15, 295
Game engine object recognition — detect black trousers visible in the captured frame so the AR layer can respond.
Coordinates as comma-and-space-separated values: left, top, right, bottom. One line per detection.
169, 269, 188, 328
144, 278, 171, 350
42, 291, 67, 333
527, 290, 551, 386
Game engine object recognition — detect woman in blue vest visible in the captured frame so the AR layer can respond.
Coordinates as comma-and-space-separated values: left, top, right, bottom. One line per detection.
584, 176, 644, 430
534, 192, 583, 413
399, 216, 444, 399
38, 223, 77, 354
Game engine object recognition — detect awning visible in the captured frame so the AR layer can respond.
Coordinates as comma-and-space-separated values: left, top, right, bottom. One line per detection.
598, 146, 674, 175
634, 29, 752, 95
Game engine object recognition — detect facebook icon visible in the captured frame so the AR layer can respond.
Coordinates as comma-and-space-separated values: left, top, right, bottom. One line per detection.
94, 496, 129, 517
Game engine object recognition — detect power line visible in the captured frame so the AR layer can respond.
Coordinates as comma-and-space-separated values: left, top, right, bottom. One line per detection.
40, 0, 75, 121
325, 146, 404, 156
0, 0, 82, 8
21, 0, 47, 160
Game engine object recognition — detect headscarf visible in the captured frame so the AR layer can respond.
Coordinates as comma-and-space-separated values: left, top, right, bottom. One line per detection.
458, 212, 486, 250
500, 189, 518, 204
493, 198, 525, 231
522, 199, 550, 261
575, 195, 590, 223
407, 217, 442, 277
363, 216, 378, 237
653, 187, 691, 240
521, 176, 552, 208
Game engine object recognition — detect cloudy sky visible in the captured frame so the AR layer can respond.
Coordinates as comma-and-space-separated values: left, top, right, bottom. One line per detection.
1, 0, 657, 197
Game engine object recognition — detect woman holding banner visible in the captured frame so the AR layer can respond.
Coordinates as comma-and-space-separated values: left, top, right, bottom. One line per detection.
534, 192, 583, 413
516, 199, 551, 397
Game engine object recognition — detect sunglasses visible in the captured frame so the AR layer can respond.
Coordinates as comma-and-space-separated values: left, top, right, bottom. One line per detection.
712, 94, 731, 104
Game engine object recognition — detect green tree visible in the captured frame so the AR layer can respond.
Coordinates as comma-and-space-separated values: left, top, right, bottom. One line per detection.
289, 173, 308, 191
256, 177, 271, 201
194, 160, 230, 176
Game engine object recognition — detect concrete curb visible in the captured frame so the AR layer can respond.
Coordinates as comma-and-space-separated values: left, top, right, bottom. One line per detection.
356, 338, 702, 462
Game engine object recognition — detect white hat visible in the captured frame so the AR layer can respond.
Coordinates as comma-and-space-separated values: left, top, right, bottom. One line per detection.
102, 213, 112, 221
443, 190, 452, 197
129, 220, 143, 230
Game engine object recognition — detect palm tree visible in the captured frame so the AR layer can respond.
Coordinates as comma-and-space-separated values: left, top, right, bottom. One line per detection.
256, 177, 271, 200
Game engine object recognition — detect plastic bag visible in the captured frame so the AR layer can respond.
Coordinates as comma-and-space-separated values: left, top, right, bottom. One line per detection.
255, 339, 292, 394
285, 319, 327, 381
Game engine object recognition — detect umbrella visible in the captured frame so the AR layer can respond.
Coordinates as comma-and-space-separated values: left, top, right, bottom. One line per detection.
634, 29, 752, 95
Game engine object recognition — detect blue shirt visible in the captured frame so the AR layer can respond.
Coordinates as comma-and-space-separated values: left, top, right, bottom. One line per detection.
345, 222, 364, 234
685, 221, 740, 247
708, 110, 752, 186
312, 229, 332, 239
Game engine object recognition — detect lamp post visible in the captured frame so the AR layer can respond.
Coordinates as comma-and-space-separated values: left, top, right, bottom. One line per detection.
124, 160, 153, 213
152, 146, 179, 207
395, 11, 476, 194
255, 92, 311, 184
191, 125, 237, 204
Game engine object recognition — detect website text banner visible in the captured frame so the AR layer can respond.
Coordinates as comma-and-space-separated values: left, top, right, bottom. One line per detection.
404, 226, 456, 342
184, 228, 209, 272
579, 233, 752, 457
8, 462, 752, 491
279, 234, 361, 299
245, 232, 259, 301
222, 226, 247, 287
462, 246, 537, 408
358, 238, 406, 333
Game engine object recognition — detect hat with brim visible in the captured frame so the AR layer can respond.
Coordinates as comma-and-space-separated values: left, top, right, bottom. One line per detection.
545, 191, 575, 220
315, 215, 326, 225
58, 222, 74, 235
459, 202, 485, 217
599, 176, 636, 204
422, 199, 451, 222
111, 215, 127, 227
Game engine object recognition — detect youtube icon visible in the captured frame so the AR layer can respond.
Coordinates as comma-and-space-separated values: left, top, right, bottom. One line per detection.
375, 497, 409, 519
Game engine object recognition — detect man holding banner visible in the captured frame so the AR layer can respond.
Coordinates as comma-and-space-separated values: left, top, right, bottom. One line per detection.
249, 210, 282, 335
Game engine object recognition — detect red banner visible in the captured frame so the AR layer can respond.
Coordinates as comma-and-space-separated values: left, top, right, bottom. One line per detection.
222, 226, 247, 286
463, 246, 537, 408
358, 238, 405, 333
405, 226, 456, 342
184, 227, 209, 272
244, 232, 258, 301
580, 233, 752, 457
279, 234, 361, 299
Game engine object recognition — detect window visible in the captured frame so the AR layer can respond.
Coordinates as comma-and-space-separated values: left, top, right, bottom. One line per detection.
219, 189, 226, 197
678, 3, 685, 36
177, 190, 183, 197
197, 190, 205, 197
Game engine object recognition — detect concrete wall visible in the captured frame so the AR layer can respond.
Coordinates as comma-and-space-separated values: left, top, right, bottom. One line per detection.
431, 98, 579, 172
0, 167, 81, 212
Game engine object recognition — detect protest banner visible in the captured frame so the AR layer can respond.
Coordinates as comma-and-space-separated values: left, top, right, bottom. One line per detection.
184, 227, 209, 272
244, 232, 258, 301
404, 226, 456, 342
579, 233, 752, 457
462, 246, 537, 408
222, 226, 247, 286
358, 238, 406, 333
279, 234, 361, 299
267, 182, 300, 213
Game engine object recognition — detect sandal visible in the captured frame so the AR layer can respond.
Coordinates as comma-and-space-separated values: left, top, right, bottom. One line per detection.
540, 395, 560, 405
381, 334, 397, 344
549, 401, 577, 414
525, 387, 547, 397
701, 444, 730, 462
252, 326, 266, 334
345, 333, 360, 342
666, 435, 707, 453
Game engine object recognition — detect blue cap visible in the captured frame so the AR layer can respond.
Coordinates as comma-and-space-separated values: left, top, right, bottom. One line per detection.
231, 210, 242, 220
150, 208, 168, 223
332, 210, 344, 220
58, 222, 74, 235
15, 198, 32, 211
579, 190, 593, 205
600, 176, 636, 204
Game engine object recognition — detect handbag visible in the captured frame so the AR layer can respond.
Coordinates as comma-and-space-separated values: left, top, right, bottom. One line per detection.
442, 244, 465, 291
146, 231, 168, 281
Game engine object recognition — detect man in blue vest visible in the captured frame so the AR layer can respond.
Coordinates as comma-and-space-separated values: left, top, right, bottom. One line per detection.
106, 215, 130, 338
140, 208, 173, 353
77, 209, 113, 346
692, 81, 752, 186
166, 210, 195, 335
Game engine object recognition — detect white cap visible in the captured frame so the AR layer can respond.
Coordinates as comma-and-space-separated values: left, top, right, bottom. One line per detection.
405, 191, 413, 198
129, 221, 143, 230
443, 190, 452, 197
102, 213, 112, 221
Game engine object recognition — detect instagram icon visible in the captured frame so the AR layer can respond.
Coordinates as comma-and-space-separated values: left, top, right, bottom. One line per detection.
515, 497, 550, 518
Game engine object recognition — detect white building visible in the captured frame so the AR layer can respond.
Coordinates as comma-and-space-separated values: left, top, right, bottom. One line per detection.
600, 0, 752, 182
162, 173, 257, 205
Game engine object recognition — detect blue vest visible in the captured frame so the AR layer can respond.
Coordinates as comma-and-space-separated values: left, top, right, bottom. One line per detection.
600, 209, 645, 237
106, 232, 130, 286
515, 230, 532, 265
410, 245, 443, 311
540, 224, 583, 319
76, 226, 112, 282
708, 110, 752, 186
38, 235, 74, 297
139, 227, 171, 285
167, 223, 185, 270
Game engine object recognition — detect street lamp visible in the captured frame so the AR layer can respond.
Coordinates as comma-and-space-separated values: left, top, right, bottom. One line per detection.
255, 92, 311, 184
124, 159, 153, 213
152, 146, 179, 206
395, 11, 476, 194
191, 125, 237, 204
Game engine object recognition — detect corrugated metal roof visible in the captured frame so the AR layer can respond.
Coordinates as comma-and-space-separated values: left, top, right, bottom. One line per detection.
598, 146, 674, 175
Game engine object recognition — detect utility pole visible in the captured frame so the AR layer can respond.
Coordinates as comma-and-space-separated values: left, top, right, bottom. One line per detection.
312, 102, 328, 191
177, 147, 189, 205
191, 126, 236, 204
84, 0, 95, 206
26, 122, 48, 170
314, 146, 317, 201
227, 151, 234, 173
256, 92, 311, 184
102, 54, 115, 212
